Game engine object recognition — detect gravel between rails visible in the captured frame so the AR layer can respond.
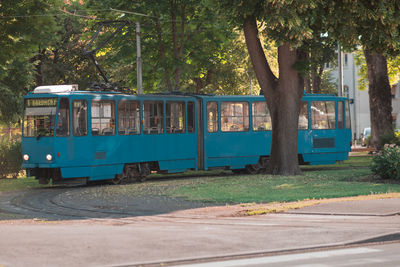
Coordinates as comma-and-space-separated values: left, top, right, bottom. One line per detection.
0, 185, 215, 221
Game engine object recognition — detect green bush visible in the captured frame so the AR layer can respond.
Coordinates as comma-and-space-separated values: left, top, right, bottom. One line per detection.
376, 130, 400, 149
371, 144, 400, 180
0, 139, 22, 178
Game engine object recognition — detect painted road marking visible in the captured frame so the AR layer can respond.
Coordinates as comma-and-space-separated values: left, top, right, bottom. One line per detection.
179, 247, 380, 267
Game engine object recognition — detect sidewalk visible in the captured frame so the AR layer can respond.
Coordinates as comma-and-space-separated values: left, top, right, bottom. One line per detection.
286, 198, 400, 216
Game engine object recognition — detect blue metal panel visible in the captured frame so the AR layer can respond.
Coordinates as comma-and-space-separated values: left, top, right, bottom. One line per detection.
199, 95, 271, 170
22, 137, 55, 167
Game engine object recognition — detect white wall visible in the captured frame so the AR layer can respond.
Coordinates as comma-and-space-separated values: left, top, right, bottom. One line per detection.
329, 53, 370, 139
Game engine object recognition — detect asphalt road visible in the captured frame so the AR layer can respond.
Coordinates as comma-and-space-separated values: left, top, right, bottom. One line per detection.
0, 188, 399, 267
179, 243, 400, 267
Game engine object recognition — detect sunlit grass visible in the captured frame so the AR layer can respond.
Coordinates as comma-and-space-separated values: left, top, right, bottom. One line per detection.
168, 168, 399, 203
2, 154, 399, 205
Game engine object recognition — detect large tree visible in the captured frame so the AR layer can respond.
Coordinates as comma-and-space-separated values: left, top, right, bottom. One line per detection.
332, 1, 400, 148
218, 0, 329, 175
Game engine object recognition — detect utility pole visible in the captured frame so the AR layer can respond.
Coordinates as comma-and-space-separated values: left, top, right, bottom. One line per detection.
250, 77, 253, 95
246, 70, 253, 95
338, 42, 343, 97
136, 22, 143, 94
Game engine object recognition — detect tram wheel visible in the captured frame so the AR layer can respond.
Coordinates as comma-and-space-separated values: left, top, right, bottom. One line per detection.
245, 163, 262, 174
137, 163, 150, 182
112, 173, 124, 185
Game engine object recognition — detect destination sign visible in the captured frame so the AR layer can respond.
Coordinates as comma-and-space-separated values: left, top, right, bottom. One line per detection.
25, 98, 57, 107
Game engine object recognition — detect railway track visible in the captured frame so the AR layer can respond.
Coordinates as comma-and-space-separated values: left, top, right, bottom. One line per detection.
0, 182, 212, 221
0, 165, 368, 221
1, 188, 130, 220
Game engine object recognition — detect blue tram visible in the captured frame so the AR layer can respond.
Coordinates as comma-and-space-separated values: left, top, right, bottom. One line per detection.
21, 85, 352, 185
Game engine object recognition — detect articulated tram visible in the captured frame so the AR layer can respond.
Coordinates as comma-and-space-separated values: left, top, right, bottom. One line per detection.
22, 85, 352, 185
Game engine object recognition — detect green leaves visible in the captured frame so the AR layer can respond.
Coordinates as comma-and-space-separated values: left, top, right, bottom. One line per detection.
371, 145, 400, 180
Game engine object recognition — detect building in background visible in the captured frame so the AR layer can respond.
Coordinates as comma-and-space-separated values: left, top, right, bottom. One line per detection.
328, 52, 400, 141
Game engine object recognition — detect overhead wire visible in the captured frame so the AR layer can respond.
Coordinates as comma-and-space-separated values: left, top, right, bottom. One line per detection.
0, 7, 214, 24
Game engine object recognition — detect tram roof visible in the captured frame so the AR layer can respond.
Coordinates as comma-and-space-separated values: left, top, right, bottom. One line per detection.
28, 85, 349, 101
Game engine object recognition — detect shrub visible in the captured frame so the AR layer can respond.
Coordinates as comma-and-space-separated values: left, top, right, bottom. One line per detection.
0, 139, 22, 178
371, 144, 400, 180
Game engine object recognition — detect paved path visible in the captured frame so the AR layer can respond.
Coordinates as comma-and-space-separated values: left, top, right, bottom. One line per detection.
0, 198, 399, 267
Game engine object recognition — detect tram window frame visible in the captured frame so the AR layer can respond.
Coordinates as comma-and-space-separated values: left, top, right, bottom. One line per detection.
298, 101, 309, 130
345, 100, 351, 129
23, 98, 57, 137
220, 102, 249, 132
311, 101, 336, 130
252, 101, 271, 131
118, 100, 140, 135
206, 101, 219, 133
166, 101, 185, 134
56, 98, 70, 137
338, 101, 345, 129
72, 100, 88, 136
143, 101, 164, 134
187, 101, 195, 133
91, 100, 116, 136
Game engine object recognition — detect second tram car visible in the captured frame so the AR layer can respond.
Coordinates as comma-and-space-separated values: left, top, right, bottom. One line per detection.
22, 85, 352, 185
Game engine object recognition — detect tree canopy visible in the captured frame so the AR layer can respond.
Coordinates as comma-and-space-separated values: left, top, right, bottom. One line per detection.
0, 0, 60, 125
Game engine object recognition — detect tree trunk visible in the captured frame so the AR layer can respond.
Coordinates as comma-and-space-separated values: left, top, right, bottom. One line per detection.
193, 77, 203, 93
170, 2, 186, 91
193, 68, 213, 93
363, 49, 393, 149
311, 66, 321, 94
304, 76, 311, 93
243, 18, 302, 175
153, 11, 173, 91
30, 46, 45, 86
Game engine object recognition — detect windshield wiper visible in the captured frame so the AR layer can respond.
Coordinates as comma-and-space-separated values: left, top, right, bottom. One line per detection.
36, 133, 44, 141
36, 129, 48, 140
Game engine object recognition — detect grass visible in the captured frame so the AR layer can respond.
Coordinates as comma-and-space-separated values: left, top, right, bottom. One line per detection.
0, 177, 45, 194
167, 168, 395, 203
2, 155, 400, 205
106, 155, 400, 204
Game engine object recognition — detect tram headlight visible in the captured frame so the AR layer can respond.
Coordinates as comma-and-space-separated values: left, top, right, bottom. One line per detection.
23, 154, 29, 161
46, 154, 53, 161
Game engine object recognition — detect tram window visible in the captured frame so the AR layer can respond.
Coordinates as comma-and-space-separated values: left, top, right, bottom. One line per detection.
143, 101, 164, 134
298, 101, 308, 130
166, 101, 185, 133
338, 101, 345, 129
311, 101, 336, 129
118, 100, 140, 135
221, 102, 249, 132
207, 102, 218, 132
73, 100, 88, 136
91, 100, 115, 136
187, 102, 195, 133
345, 100, 351, 129
23, 98, 57, 137
56, 98, 70, 137
252, 102, 271, 131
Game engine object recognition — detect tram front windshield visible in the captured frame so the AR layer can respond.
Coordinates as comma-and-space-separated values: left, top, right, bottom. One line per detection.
23, 98, 57, 137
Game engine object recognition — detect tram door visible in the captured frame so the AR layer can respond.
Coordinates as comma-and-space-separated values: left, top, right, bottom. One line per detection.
196, 99, 204, 170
